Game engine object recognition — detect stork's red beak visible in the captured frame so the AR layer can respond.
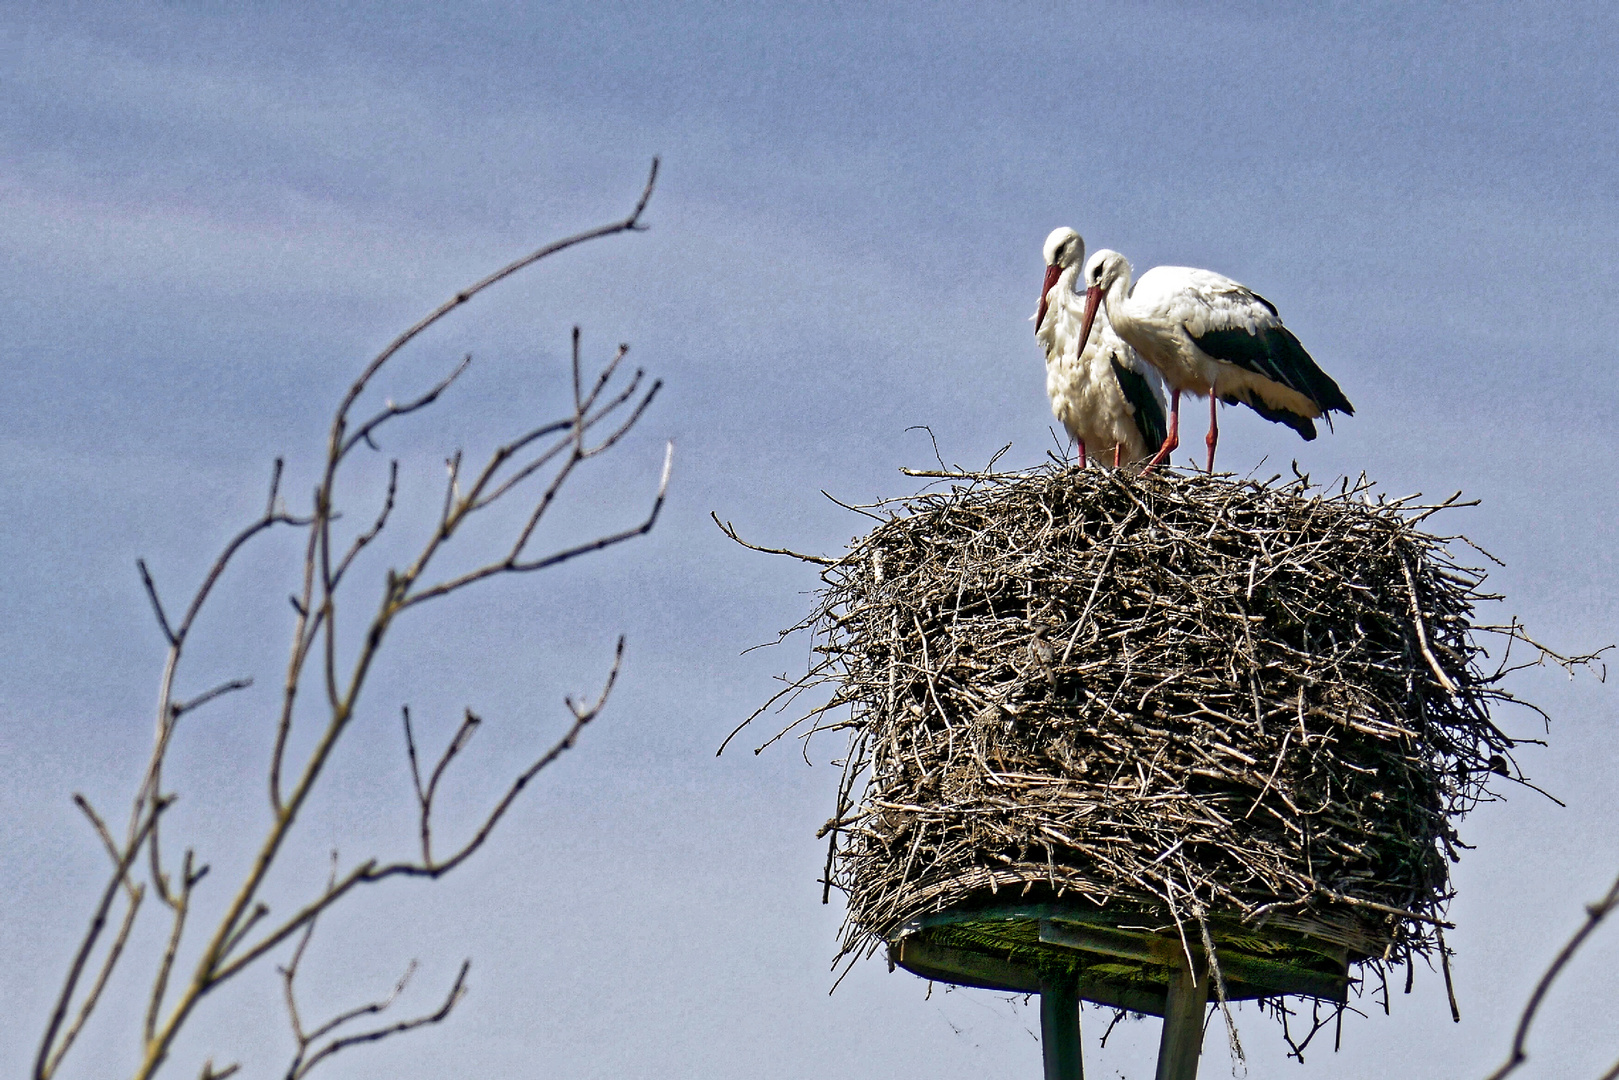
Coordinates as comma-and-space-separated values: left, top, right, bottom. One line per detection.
1034, 263, 1063, 336
1078, 284, 1104, 350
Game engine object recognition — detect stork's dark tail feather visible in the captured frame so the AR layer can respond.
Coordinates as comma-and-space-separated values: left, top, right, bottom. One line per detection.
1222, 391, 1319, 440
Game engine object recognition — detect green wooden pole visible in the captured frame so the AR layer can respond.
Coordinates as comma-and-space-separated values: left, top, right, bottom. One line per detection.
1154, 955, 1209, 1080
1039, 975, 1083, 1080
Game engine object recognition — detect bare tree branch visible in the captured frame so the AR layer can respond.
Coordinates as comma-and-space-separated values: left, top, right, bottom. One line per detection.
138, 455, 313, 830
171, 679, 253, 721
49, 881, 144, 1077
146, 850, 209, 1043
276, 889, 469, 1080
412, 709, 482, 865
39, 160, 665, 1080
216, 638, 630, 986
73, 795, 127, 875
208, 864, 376, 985
220, 341, 637, 1058
437, 450, 463, 538
220, 902, 270, 960
327, 157, 658, 455
285, 957, 469, 1080
1485, 870, 1619, 1080
462, 422, 574, 513
436, 335, 651, 547
173, 458, 311, 646
401, 707, 427, 809
137, 560, 178, 647
400, 439, 672, 609
581, 371, 662, 456
331, 459, 399, 588
302, 959, 417, 1046
37, 798, 167, 1079
505, 440, 672, 574
339, 356, 472, 459
411, 637, 627, 877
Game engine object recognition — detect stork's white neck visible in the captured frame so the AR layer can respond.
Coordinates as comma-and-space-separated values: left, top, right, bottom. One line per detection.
1058, 264, 1080, 299
1101, 267, 1136, 339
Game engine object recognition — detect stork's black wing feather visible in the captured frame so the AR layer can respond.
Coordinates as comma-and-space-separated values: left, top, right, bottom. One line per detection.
1109, 358, 1168, 453
1218, 390, 1318, 440
1192, 325, 1355, 417
1247, 290, 1280, 317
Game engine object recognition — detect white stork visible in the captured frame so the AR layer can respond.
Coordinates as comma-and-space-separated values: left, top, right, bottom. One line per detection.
1034, 228, 1168, 467
1076, 250, 1354, 473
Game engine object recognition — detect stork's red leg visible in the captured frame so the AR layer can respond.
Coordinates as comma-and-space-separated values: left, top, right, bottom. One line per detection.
1113, 443, 1122, 468
1077, 440, 1087, 469
1144, 390, 1181, 473
1206, 394, 1219, 474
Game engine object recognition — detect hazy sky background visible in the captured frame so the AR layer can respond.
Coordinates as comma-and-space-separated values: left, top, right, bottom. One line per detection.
3, 3, 1617, 1077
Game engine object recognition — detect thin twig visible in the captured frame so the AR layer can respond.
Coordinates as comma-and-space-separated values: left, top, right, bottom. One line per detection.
1484, 871, 1619, 1080
288, 963, 469, 1080
711, 512, 837, 565
137, 560, 177, 646
401, 441, 673, 607
411, 709, 482, 865
37, 799, 167, 1079
1404, 556, 1460, 693
51, 882, 144, 1076
339, 357, 472, 459
171, 678, 253, 720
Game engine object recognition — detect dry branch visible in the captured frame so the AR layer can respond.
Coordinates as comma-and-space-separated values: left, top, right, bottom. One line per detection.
1484, 870, 1619, 1080
276, 860, 470, 1080
37, 159, 666, 1080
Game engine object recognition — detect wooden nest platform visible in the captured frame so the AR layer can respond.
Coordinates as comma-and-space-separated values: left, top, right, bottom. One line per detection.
729, 464, 1596, 1028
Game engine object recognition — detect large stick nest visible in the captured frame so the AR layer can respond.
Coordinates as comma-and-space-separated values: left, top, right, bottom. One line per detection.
731, 465, 1600, 989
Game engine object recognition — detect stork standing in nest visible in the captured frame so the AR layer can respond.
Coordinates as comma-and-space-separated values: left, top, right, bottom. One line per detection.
1077, 248, 1354, 473
1035, 228, 1167, 467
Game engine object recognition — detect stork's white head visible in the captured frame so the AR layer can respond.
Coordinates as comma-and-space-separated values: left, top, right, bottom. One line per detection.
1042, 226, 1084, 270
1036, 227, 1085, 336
1082, 248, 1131, 292
1078, 249, 1131, 353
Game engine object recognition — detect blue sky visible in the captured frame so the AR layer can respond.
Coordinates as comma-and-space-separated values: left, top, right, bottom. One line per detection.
3, 3, 1617, 1077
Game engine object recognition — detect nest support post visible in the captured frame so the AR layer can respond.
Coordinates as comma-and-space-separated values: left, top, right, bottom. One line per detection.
1155, 953, 1209, 1080
892, 906, 1350, 1080
1039, 974, 1083, 1080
